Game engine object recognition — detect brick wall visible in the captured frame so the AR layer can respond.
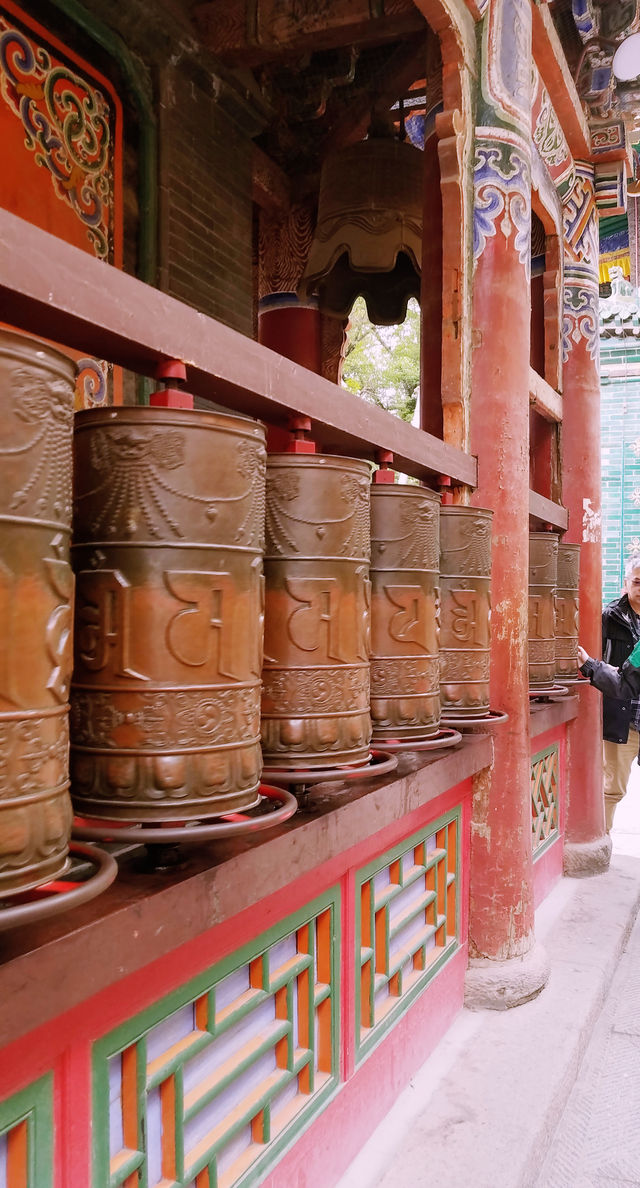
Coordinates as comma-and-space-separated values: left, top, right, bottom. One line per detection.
600, 339, 640, 603
34, 0, 259, 339
158, 64, 256, 337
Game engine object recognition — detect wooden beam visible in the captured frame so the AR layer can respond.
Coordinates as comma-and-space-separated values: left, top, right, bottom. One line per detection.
320, 35, 429, 157
529, 367, 563, 423
193, 0, 425, 66
529, 490, 568, 531
0, 209, 477, 487
252, 145, 291, 215
531, 3, 590, 162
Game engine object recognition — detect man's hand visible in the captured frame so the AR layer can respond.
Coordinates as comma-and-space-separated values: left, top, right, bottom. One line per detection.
577, 645, 589, 667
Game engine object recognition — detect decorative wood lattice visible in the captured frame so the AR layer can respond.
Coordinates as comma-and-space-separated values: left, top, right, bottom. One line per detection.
94, 894, 339, 1188
531, 744, 560, 855
0, 1075, 53, 1188
356, 812, 459, 1060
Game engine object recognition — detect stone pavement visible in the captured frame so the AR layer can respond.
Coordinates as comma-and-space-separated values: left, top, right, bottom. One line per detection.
336, 765, 640, 1188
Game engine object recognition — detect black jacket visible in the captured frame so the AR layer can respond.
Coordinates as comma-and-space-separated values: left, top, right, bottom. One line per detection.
596, 595, 640, 742
581, 651, 640, 752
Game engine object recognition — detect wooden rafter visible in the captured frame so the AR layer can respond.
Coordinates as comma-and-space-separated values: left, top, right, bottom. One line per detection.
193, 0, 425, 66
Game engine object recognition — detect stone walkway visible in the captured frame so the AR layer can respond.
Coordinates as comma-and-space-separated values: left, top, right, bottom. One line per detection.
536, 764, 640, 1188
336, 767, 640, 1188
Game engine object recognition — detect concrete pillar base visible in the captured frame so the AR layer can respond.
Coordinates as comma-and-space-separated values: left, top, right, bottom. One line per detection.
563, 835, 612, 878
464, 942, 550, 1011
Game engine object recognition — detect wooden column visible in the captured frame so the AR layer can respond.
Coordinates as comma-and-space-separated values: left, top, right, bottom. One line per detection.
420, 117, 444, 439
561, 165, 610, 875
465, 0, 548, 1009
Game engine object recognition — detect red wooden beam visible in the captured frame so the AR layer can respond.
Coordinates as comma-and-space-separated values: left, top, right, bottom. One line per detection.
0, 208, 477, 487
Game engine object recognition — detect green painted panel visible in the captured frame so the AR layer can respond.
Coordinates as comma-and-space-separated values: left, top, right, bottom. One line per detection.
93, 887, 341, 1188
354, 808, 461, 1064
0, 1073, 54, 1188
531, 743, 560, 859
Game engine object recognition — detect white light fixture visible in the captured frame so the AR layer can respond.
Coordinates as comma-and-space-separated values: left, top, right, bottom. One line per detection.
613, 33, 640, 82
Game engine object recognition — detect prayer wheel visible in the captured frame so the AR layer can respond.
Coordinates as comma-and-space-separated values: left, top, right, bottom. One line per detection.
555, 542, 580, 683
71, 407, 266, 820
528, 532, 559, 690
439, 507, 493, 717
370, 485, 440, 739
0, 330, 75, 893
262, 454, 372, 767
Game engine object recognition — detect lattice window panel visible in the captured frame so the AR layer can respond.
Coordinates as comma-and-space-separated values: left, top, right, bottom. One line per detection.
531, 744, 560, 856
93, 891, 339, 1188
355, 810, 460, 1061
0, 1075, 53, 1188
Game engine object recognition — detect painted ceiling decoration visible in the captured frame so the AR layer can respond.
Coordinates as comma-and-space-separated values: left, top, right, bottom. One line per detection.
531, 65, 575, 203
571, 0, 640, 128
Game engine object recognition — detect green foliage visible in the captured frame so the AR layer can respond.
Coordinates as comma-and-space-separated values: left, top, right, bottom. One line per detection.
341, 297, 421, 423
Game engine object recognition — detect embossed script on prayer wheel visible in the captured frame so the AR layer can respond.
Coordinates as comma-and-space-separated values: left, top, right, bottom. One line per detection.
555, 542, 580, 683
71, 408, 266, 820
439, 507, 493, 718
528, 532, 559, 690
0, 331, 75, 893
370, 485, 440, 739
262, 454, 371, 767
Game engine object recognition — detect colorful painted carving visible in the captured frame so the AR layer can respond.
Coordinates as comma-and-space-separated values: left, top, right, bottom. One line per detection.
0, 7, 117, 260
531, 67, 575, 203
473, 132, 531, 279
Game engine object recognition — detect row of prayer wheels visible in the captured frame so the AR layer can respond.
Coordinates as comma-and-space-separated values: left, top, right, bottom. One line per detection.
0, 332, 579, 899
528, 532, 581, 690
0, 331, 497, 895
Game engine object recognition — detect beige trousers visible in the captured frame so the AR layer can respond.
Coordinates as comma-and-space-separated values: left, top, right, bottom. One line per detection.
603, 733, 639, 831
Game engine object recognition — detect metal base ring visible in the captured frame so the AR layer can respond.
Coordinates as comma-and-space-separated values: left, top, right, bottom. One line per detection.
0, 842, 117, 931
262, 749, 398, 787
71, 784, 297, 844
376, 728, 462, 753
440, 709, 509, 729
528, 684, 569, 699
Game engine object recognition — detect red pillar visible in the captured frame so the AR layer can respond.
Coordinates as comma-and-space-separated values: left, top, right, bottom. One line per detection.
258, 294, 322, 373
465, 0, 548, 1008
258, 295, 323, 451
561, 165, 610, 875
257, 203, 324, 449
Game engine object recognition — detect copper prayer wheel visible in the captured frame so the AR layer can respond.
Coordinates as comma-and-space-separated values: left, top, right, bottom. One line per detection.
71, 407, 266, 820
370, 485, 440, 739
555, 542, 580, 683
439, 507, 493, 717
0, 330, 75, 893
528, 532, 559, 689
262, 454, 371, 767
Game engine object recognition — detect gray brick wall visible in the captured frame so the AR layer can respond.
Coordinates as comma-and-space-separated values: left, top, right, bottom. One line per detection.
159, 64, 255, 337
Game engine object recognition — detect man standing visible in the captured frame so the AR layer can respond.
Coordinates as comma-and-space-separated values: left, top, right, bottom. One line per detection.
600, 558, 640, 830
